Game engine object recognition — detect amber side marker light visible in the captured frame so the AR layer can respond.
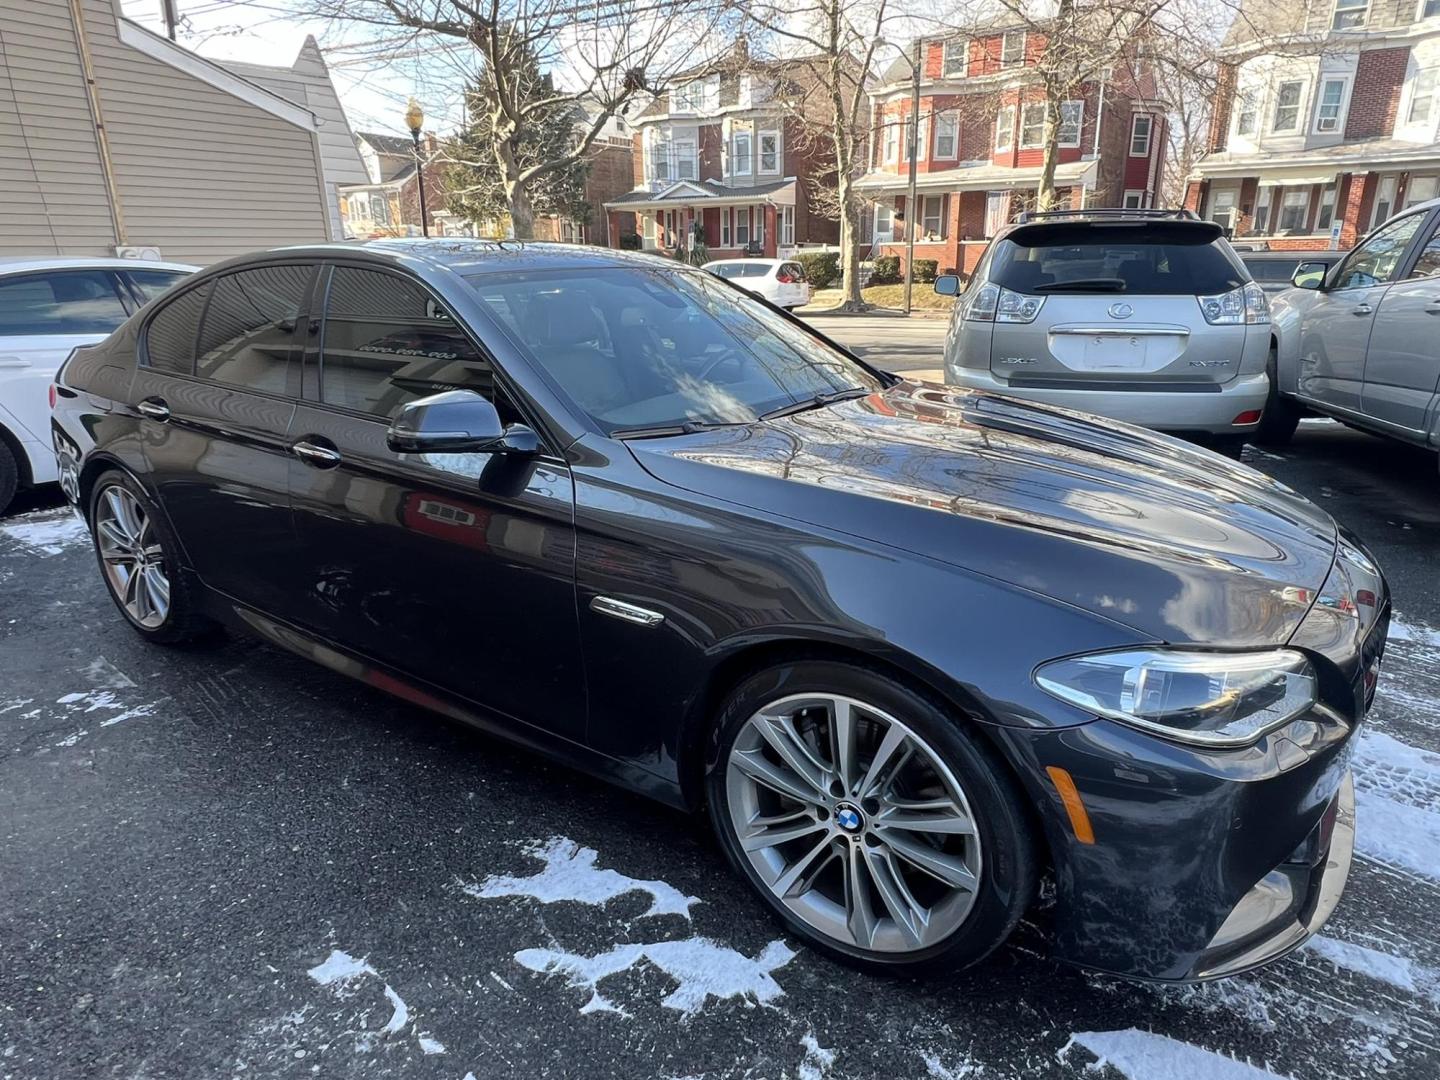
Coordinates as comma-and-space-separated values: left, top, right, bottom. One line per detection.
1045, 766, 1096, 845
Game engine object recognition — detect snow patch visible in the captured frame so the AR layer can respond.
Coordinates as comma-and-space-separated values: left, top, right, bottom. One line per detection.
0, 509, 89, 556
48, 690, 160, 746
1352, 728, 1440, 879
463, 836, 699, 919
514, 936, 796, 1016
307, 949, 377, 986
416, 1034, 445, 1055
1061, 1029, 1293, 1079
798, 1032, 837, 1080
922, 1051, 982, 1078
306, 948, 434, 1051
81, 657, 136, 690
1388, 615, 1440, 648
1306, 936, 1438, 1001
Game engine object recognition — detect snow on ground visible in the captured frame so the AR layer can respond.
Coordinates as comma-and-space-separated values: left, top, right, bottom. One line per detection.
1307, 936, 1440, 1003
306, 948, 444, 1056
1061, 1029, 1296, 1079
0, 507, 89, 557
460, 835, 700, 919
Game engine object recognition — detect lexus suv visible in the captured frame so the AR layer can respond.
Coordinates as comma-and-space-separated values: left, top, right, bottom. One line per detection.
938, 210, 1271, 453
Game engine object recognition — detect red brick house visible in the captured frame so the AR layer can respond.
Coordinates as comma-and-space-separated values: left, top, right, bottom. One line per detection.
859, 27, 1168, 278
340, 132, 457, 238
1186, 0, 1440, 250
602, 44, 841, 258
532, 109, 638, 245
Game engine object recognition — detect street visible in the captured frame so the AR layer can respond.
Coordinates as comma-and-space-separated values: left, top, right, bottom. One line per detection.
809, 314, 949, 381
2, 337, 1439, 1079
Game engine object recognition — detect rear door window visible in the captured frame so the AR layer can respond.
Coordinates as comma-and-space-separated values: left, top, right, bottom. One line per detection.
193, 264, 313, 395
1330, 212, 1427, 290
125, 268, 192, 304
144, 284, 210, 375
711, 263, 771, 279
0, 271, 130, 335
990, 224, 1246, 296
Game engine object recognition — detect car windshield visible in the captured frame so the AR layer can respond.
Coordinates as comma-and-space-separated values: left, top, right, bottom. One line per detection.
1243, 258, 1302, 283
992, 224, 1247, 296
465, 267, 881, 434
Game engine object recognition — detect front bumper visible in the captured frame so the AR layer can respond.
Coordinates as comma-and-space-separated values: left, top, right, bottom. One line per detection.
943, 368, 1269, 434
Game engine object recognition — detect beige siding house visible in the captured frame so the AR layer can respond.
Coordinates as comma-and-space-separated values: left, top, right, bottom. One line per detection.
0, 0, 334, 264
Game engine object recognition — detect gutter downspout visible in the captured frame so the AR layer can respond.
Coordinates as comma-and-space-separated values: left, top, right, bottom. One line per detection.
68, 0, 127, 247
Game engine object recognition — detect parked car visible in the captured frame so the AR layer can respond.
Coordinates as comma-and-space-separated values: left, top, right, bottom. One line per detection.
0, 257, 194, 514
1239, 250, 1343, 295
53, 240, 1384, 984
1263, 198, 1440, 453
938, 209, 1271, 454
703, 257, 812, 309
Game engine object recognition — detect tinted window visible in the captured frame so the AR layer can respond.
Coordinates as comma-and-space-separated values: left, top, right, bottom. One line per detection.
1332, 212, 1427, 290
782, 263, 806, 281
193, 265, 310, 394
321, 267, 505, 418
127, 269, 192, 303
465, 267, 882, 433
710, 263, 771, 279
0, 271, 129, 335
1412, 223, 1440, 279
990, 225, 1246, 296
145, 283, 211, 375
1242, 258, 1301, 283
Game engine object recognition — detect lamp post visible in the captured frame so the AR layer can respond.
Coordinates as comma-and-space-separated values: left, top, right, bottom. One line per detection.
405, 97, 430, 238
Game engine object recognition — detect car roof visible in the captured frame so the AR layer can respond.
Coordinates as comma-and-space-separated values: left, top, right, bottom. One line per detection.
0, 257, 199, 275
1238, 250, 1340, 261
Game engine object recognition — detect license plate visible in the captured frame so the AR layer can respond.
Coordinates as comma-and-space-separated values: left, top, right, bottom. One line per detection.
1081, 336, 1147, 371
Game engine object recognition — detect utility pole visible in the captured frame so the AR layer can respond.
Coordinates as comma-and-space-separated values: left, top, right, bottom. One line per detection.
161, 0, 179, 41
903, 39, 921, 315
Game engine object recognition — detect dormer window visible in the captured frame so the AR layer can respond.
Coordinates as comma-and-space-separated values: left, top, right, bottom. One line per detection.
671, 82, 701, 112
1409, 68, 1439, 125
1332, 0, 1368, 29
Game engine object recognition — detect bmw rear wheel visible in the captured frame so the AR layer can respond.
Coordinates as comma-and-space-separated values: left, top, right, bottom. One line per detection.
707, 661, 1035, 974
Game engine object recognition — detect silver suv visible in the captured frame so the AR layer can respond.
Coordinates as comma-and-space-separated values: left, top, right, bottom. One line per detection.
937, 209, 1271, 450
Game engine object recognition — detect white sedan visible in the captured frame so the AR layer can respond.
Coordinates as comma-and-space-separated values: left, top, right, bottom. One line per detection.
0, 257, 195, 514
702, 258, 813, 310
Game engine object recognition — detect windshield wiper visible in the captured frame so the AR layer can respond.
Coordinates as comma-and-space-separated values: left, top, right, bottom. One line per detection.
759, 387, 870, 422
612, 419, 746, 440
1033, 278, 1128, 293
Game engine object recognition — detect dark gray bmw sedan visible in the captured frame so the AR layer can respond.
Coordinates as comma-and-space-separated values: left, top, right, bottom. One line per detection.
51, 240, 1387, 984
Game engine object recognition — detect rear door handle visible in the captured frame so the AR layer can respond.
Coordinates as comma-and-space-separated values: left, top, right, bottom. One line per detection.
1352, 304, 1373, 316
0, 355, 30, 369
137, 398, 170, 421
292, 439, 342, 468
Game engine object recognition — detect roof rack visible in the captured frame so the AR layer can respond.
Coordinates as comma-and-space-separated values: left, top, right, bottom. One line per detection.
1015, 208, 1200, 223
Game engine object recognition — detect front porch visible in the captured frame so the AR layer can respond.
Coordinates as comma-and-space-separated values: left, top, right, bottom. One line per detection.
603, 179, 799, 260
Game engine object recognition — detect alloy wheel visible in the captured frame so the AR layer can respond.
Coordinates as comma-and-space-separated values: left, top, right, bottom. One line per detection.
95, 486, 170, 629
724, 693, 984, 954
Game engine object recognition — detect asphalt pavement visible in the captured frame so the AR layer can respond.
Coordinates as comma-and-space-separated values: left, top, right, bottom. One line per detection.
2, 344, 1438, 1079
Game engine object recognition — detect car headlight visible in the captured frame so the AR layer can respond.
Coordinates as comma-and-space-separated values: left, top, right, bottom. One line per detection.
1034, 648, 1317, 747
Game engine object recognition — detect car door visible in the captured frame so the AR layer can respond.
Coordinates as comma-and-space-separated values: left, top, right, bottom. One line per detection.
131, 263, 312, 614
1360, 211, 1440, 439
0, 269, 136, 481
286, 262, 584, 737
1296, 210, 1429, 413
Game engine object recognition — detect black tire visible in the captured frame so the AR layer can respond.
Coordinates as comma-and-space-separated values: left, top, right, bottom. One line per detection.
705, 659, 1037, 976
1254, 347, 1300, 446
88, 470, 219, 646
0, 441, 17, 517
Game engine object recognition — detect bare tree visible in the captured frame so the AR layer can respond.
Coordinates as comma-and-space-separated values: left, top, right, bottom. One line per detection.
310, 0, 726, 237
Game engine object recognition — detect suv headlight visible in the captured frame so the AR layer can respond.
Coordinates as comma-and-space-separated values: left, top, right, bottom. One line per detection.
966, 283, 1045, 324
1034, 648, 1317, 747
1198, 282, 1270, 326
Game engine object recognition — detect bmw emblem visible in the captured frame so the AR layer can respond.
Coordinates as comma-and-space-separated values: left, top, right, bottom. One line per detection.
1108, 302, 1134, 320
835, 803, 863, 832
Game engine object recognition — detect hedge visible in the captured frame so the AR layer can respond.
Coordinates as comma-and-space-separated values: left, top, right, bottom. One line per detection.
912, 258, 938, 284
795, 250, 840, 289
869, 255, 901, 285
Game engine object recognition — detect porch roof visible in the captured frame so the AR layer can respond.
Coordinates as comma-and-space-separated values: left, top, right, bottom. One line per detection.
1191, 139, 1440, 183
605, 178, 795, 211
855, 160, 1097, 195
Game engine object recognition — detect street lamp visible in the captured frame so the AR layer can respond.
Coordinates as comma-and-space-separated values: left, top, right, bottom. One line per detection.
405, 97, 430, 238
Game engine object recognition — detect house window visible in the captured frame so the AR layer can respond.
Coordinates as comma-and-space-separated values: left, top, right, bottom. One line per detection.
1317, 184, 1338, 231
1272, 81, 1303, 132
1253, 187, 1274, 234
943, 39, 967, 76
1058, 101, 1083, 147
780, 205, 795, 245
934, 112, 958, 158
1409, 69, 1438, 125
1129, 113, 1152, 156
674, 139, 697, 181
882, 119, 900, 164
1372, 175, 1397, 227
1020, 103, 1046, 148
733, 132, 752, 175
671, 81, 701, 111
921, 195, 945, 238
874, 202, 894, 243
755, 209, 765, 246
1280, 189, 1310, 232
642, 214, 657, 246
1403, 175, 1439, 209
1315, 78, 1347, 132
995, 105, 1016, 152
372, 196, 392, 226
721, 208, 731, 247
1332, 0, 1368, 28
1424, 0, 1440, 17
984, 191, 1009, 236
759, 131, 780, 173
1122, 190, 1145, 209
1235, 91, 1258, 136
650, 140, 671, 182
1000, 31, 1025, 68
1208, 188, 1238, 226
735, 207, 751, 247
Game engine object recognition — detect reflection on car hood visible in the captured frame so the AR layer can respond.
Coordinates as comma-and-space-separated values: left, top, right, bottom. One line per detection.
629, 381, 1338, 647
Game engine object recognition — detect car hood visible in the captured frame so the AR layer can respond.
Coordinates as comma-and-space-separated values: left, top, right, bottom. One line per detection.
628, 381, 1338, 647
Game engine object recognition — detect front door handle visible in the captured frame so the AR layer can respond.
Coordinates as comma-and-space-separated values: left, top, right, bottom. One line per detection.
1351, 303, 1373, 316
1426, 300, 1440, 315
137, 398, 170, 421
292, 439, 342, 468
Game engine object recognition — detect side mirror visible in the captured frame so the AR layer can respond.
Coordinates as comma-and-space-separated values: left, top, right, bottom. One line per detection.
1291, 262, 1329, 290
387, 389, 539, 456
934, 274, 962, 296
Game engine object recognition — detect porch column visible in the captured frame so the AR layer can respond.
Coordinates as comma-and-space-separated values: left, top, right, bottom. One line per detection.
764, 204, 778, 258
1184, 180, 1207, 215
1337, 173, 1373, 250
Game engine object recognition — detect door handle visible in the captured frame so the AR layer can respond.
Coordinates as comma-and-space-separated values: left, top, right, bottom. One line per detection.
292, 439, 342, 468
0, 355, 30, 369
136, 398, 170, 421
1351, 303, 1372, 316
1426, 300, 1440, 315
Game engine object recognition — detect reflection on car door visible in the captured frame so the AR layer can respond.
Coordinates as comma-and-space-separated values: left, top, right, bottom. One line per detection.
1361, 212, 1440, 437
1297, 211, 1427, 413
131, 264, 311, 613
286, 263, 585, 737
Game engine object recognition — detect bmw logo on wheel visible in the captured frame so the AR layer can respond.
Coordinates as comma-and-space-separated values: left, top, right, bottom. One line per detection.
835, 804, 863, 832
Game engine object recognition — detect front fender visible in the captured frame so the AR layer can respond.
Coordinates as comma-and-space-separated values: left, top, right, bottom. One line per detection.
1267, 289, 1323, 396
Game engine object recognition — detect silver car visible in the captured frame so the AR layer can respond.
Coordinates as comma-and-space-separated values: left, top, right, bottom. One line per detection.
1264, 198, 1440, 456
938, 209, 1271, 452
